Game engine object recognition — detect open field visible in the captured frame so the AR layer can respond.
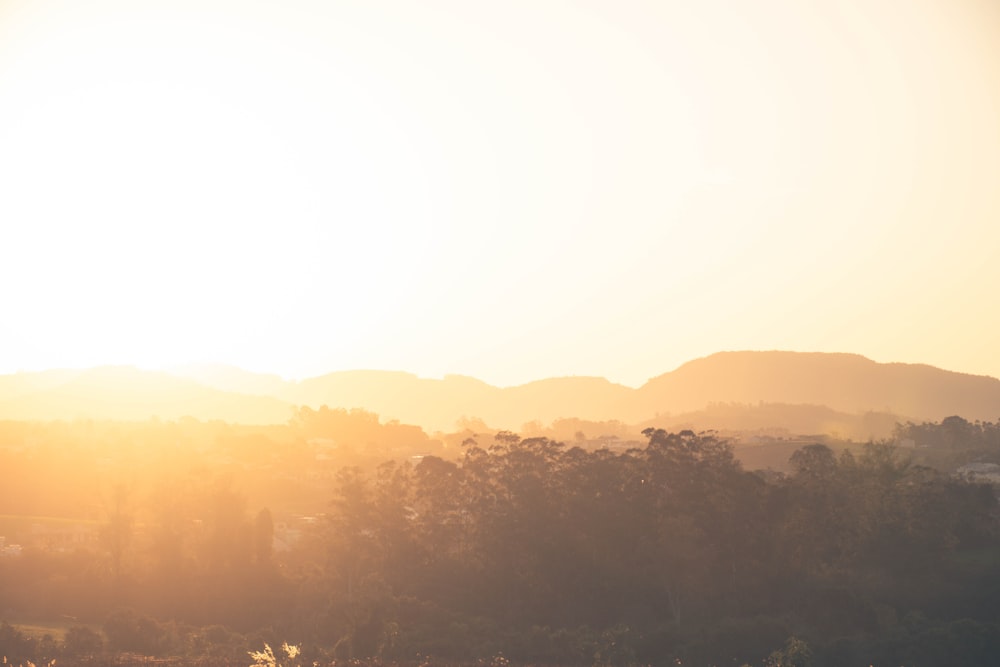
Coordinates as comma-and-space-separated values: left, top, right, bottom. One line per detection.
8, 618, 79, 641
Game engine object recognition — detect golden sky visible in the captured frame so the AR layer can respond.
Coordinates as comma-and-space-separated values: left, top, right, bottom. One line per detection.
1, 0, 998, 387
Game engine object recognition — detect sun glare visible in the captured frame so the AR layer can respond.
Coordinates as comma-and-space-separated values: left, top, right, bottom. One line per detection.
4, 3, 1000, 662
1, 1, 447, 374
1, 0, 999, 383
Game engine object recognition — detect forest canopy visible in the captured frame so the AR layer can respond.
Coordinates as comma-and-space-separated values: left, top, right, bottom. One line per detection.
2, 416, 1000, 666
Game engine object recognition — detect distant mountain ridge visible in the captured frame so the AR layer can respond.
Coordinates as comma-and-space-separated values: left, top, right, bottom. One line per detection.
637, 352, 1000, 422
0, 365, 294, 424
0, 352, 997, 432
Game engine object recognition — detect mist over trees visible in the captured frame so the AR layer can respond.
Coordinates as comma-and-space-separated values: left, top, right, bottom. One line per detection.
5, 352, 1000, 435
2, 413, 1000, 666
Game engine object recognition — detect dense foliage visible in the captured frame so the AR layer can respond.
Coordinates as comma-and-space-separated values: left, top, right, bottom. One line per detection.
2, 417, 1000, 666
299, 429, 1000, 666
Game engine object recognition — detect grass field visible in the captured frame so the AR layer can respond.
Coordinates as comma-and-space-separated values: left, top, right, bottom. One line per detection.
7, 619, 77, 641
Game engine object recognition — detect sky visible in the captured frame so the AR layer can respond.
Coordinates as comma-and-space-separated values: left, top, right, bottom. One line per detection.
1, 0, 999, 388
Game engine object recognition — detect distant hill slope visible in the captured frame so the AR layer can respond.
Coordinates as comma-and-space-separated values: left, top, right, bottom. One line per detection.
0, 368, 85, 400
165, 363, 290, 397
640, 402, 903, 442
1, 351, 997, 432
637, 351, 1000, 423
0, 366, 295, 424
216, 351, 1000, 430
284, 371, 635, 431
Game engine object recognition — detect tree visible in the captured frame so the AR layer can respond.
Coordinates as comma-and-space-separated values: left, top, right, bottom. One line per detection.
63, 625, 104, 657
255, 508, 275, 565
102, 483, 134, 585
103, 609, 167, 655
203, 480, 252, 573
765, 636, 813, 667
788, 443, 837, 481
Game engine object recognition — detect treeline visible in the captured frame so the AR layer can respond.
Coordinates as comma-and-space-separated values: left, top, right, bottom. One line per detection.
0, 617, 249, 666
3, 419, 1000, 665
0, 406, 442, 520
895, 415, 1000, 468
295, 429, 1000, 666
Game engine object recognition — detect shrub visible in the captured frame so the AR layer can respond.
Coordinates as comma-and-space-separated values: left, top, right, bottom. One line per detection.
0, 621, 36, 664
63, 625, 104, 657
249, 642, 301, 667
103, 608, 167, 655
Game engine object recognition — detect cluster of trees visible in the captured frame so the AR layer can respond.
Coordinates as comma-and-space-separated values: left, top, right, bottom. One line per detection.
292, 429, 999, 665
3, 416, 1000, 665
1, 621, 99, 665
0, 408, 442, 519
895, 416, 1000, 468
0, 615, 259, 665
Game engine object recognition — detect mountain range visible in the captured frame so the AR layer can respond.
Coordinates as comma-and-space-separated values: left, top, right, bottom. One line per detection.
1, 351, 998, 436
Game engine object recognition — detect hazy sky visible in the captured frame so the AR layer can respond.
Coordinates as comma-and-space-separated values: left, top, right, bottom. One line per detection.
1, 0, 998, 387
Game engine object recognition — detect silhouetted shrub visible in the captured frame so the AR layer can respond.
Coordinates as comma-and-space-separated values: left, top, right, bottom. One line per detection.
103, 609, 168, 655
63, 625, 104, 657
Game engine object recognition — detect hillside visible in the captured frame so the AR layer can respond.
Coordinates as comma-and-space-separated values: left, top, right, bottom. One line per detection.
0, 366, 295, 424
0, 352, 997, 433
637, 351, 1000, 422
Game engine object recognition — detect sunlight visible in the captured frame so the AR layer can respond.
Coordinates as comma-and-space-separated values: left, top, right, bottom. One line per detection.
0, 1, 444, 373
2, 0, 999, 383
3, 5, 1000, 664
